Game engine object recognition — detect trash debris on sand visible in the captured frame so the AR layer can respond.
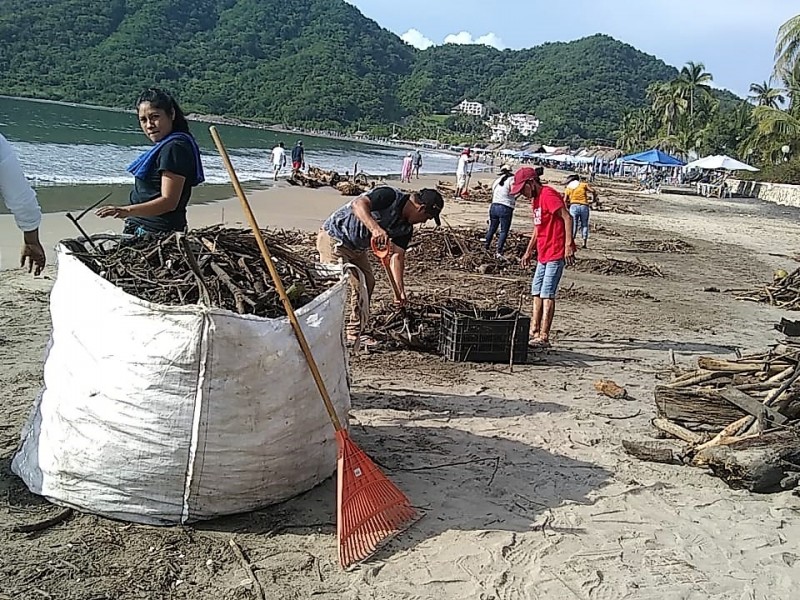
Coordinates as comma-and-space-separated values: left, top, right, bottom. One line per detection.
574, 257, 664, 278
631, 239, 694, 254
736, 267, 800, 310
63, 226, 334, 318
405, 227, 529, 276
624, 345, 800, 493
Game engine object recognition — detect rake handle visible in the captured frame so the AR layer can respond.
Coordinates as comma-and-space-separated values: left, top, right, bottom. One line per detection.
209, 126, 343, 432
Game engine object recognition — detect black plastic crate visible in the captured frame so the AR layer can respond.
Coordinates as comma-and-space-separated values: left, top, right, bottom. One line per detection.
439, 307, 530, 363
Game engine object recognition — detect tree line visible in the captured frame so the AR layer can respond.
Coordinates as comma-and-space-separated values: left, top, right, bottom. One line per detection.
616, 13, 800, 182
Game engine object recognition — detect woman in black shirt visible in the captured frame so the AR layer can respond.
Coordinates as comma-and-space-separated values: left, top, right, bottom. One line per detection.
96, 88, 204, 234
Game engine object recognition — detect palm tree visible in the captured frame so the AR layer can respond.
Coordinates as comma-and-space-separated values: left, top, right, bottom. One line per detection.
780, 60, 800, 115
749, 81, 785, 108
648, 81, 687, 136
775, 14, 800, 78
616, 108, 654, 153
746, 105, 800, 162
677, 61, 714, 119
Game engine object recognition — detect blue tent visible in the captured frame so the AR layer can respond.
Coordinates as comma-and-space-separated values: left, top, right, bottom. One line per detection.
620, 149, 685, 167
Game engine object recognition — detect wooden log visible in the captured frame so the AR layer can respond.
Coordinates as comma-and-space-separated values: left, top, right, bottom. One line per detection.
765, 364, 800, 407
694, 416, 755, 453
651, 417, 706, 445
719, 388, 788, 425
692, 429, 800, 492
697, 357, 781, 373
655, 386, 747, 430
666, 370, 730, 388
767, 365, 796, 383
622, 439, 684, 464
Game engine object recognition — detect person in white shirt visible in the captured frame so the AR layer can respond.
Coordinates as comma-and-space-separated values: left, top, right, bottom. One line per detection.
271, 142, 287, 181
0, 133, 45, 275
455, 148, 474, 199
484, 164, 517, 256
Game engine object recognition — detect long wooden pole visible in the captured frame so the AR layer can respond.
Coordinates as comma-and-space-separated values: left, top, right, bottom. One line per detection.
209, 126, 343, 431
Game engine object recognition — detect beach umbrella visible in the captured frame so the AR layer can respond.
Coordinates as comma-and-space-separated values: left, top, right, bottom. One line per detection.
685, 155, 759, 172
620, 149, 685, 167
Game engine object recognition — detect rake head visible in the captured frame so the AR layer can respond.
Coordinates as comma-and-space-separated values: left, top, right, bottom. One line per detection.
336, 430, 418, 568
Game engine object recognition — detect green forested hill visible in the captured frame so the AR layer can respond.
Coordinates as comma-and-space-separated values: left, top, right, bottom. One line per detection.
402, 35, 678, 139
0, 0, 413, 124
0, 0, 711, 140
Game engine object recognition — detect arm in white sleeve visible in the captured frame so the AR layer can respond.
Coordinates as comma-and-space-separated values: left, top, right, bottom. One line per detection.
0, 134, 42, 232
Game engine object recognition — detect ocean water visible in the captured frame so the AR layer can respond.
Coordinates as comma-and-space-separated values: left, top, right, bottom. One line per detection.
0, 96, 458, 205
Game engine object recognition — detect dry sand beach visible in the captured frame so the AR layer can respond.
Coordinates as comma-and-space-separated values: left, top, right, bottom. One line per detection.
1, 171, 799, 599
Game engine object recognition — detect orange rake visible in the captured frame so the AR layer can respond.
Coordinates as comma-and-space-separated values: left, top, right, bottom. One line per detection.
210, 127, 418, 568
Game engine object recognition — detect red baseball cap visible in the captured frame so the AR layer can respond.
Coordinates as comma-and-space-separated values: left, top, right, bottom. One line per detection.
510, 166, 540, 195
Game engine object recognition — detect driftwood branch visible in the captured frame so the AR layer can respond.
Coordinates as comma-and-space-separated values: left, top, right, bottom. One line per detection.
228, 539, 266, 600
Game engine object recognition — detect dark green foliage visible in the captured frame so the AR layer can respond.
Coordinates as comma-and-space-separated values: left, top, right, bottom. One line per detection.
738, 157, 800, 185
0, 0, 691, 138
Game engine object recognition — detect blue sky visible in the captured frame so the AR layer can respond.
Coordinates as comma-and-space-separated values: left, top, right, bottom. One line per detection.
346, 0, 797, 97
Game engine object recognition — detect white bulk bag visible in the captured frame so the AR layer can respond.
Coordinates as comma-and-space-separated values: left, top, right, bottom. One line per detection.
12, 244, 351, 525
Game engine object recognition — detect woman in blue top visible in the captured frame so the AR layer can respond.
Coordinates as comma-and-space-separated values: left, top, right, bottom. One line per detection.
96, 88, 204, 234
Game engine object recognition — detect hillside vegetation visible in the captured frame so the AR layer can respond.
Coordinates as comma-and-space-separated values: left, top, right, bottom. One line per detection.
0, 0, 709, 140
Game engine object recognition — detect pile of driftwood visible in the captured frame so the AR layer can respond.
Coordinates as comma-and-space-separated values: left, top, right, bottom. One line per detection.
288, 165, 341, 189
574, 257, 664, 278
736, 267, 800, 310
370, 295, 480, 352
435, 180, 492, 202
632, 239, 694, 254
594, 199, 641, 215
289, 166, 379, 197
63, 226, 335, 318
624, 349, 800, 493
405, 227, 528, 275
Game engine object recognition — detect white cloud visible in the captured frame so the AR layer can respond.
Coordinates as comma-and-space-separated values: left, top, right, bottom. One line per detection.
401, 28, 435, 49
444, 31, 506, 49
474, 33, 506, 49
443, 31, 474, 45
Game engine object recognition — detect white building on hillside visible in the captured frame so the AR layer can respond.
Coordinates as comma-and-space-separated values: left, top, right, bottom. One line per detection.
508, 113, 540, 137
486, 112, 541, 141
452, 100, 486, 117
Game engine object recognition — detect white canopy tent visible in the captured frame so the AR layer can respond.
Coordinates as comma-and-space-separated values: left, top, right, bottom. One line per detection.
685, 155, 759, 172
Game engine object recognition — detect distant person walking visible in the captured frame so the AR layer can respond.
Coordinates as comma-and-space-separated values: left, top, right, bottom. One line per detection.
563, 174, 598, 249
291, 140, 305, 175
517, 167, 575, 349
401, 153, 413, 183
412, 149, 423, 179
455, 148, 474, 199
0, 132, 46, 275
271, 142, 287, 180
484, 164, 516, 257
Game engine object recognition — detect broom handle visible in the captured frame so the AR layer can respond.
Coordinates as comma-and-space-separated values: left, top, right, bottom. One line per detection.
209, 126, 343, 432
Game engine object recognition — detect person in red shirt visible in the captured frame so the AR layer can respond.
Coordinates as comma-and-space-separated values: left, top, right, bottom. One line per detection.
516, 167, 576, 348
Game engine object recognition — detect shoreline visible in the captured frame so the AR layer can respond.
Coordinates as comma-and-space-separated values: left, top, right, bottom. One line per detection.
1, 169, 489, 217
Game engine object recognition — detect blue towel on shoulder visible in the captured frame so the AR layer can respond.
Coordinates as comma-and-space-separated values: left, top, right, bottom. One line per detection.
126, 132, 205, 185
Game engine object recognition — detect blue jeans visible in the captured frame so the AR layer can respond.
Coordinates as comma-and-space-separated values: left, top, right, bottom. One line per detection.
531, 260, 565, 299
570, 204, 590, 241
485, 203, 514, 254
